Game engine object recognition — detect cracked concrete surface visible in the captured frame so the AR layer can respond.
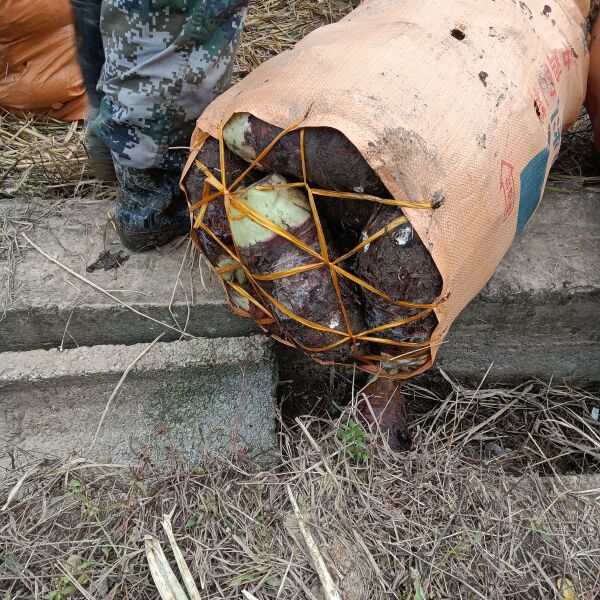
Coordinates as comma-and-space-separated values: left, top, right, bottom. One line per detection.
0, 337, 277, 467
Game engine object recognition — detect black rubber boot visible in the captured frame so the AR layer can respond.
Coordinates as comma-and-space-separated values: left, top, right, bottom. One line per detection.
113, 163, 190, 251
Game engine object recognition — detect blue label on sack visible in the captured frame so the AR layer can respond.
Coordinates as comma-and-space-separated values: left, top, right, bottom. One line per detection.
517, 147, 549, 233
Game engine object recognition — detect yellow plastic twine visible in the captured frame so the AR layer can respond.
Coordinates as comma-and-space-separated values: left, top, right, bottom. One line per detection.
188, 119, 440, 378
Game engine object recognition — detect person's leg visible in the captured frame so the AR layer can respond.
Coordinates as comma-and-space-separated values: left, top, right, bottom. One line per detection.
92, 0, 248, 250
70, 0, 116, 181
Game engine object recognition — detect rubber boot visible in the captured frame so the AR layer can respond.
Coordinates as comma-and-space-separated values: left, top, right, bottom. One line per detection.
113, 162, 190, 251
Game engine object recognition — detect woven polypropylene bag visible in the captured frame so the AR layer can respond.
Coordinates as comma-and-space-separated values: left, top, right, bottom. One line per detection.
182, 0, 590, 377
0, 0, 86, 121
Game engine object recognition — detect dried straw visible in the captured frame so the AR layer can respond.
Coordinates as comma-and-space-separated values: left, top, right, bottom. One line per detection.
235, 0, 355, 80
550, 111, 600, 182
1, 380, 599, 599
0, 109, 115, 201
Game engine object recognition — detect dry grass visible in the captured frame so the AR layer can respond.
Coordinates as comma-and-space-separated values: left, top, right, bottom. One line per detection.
0, 209, 32, 316
235, 0, 355, 80
550, 111, 600, 182
0, 110, 115, 202
1, 378, 599, 599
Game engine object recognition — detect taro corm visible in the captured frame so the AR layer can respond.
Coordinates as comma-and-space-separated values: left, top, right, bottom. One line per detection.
184, 114, 443, 450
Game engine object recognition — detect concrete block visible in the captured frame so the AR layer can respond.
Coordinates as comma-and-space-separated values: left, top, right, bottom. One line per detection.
437, 183, 600, 383
0, 336, 277, 468
1, 198, 256, 353
3, 184, 599, 384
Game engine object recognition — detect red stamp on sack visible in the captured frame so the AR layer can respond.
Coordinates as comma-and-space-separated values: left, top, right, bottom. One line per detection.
548, 50, 563, 83
541, 65, 557, 97
500, 160, 515, 220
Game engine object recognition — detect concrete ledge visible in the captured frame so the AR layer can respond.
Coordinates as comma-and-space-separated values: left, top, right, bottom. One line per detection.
1, 198, 257, 353
437, 183, 600, 384
0, 336, 277, 468
3, 184, 599, 383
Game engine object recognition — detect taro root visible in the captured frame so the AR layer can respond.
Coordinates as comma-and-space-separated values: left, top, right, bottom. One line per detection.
355, 205, 442, 370
229, 173, 366, 361
201, 114, 443, 371
183, 137, 258, 263
223, 113, 387, 237
183, 138, 264, 316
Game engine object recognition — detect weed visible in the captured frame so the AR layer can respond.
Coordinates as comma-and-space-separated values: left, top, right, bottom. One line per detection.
338, 418, 371, 463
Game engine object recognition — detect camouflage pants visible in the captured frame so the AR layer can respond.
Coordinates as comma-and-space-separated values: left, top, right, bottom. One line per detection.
72, 0, 247, 171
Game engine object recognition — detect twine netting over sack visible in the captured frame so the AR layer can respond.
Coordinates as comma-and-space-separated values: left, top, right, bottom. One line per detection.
182, 0, 591, 379
186, 124, 439, 377
0, 0, 87, 121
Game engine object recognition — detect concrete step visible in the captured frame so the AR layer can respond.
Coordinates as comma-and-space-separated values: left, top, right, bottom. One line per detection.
1, 198, 257, 353
2, 184, 599, 384
437, 182, 600, 384
0, 336, 277, 468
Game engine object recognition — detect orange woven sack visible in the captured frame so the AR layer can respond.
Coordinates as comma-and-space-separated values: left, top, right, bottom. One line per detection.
182, 0, 591, 379
0, 0, 87, 121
